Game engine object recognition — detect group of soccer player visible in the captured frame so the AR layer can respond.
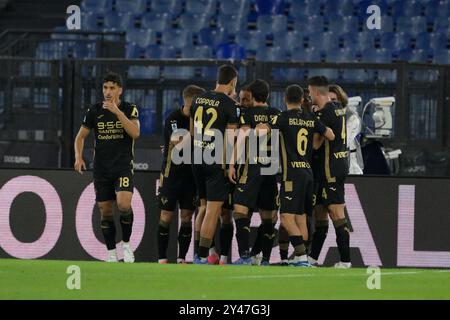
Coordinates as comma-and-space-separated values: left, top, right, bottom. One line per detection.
74, 65, 351, 268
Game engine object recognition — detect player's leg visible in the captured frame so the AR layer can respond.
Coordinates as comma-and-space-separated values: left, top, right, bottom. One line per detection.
280, 213, 309, 266
116, 190, 135, 263
197, 201, 223, 262
329, 204, 351, 268
177, 209, 194, 263
157, 209, 174, 263
232, 203, 252, 264
278, 225, 290, 265
97, 200, 117, 262
194, 199, 206, 258
219, 207, 234, 265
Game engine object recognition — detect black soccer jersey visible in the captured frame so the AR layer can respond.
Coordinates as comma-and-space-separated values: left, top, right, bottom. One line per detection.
314, 101, 349, 181
271, 108, 326, 177
190, 91, 239, 161
161, 108, 191, 176
239, 105, 281, 167
82, 101, 139, 173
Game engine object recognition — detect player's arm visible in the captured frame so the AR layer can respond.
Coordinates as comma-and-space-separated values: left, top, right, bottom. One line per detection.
313, 120, 335, 150
74, 126, 90, 174
103, 101, 140, 139
228, 124, 249, 183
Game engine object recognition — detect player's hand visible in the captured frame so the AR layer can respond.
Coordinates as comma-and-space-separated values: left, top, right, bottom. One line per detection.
228, 165, 236, 184
74, 157, 86, 174
102, 100, 120, 115
255, 123, 269, 135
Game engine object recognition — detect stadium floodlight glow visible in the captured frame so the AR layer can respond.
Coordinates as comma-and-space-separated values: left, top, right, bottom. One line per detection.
362, 96, 395, 138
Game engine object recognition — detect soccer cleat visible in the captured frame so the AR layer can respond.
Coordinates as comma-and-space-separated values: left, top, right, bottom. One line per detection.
158, 259, 168, 264
122, 242, 135, 263
219, 255, 228, 265
207, 252, 219, 265
193, 257, 208, 265
177, 258, 187, 264
334, 261, 352, 269
307, 256, 319, 267
233, 257, 252, 265
291, 260, 313, 267
106, 249, 118, 262
260, 260, 270, 266
251, 253, 262, 266
280, 259, 289, 266
219, 260, 227, 265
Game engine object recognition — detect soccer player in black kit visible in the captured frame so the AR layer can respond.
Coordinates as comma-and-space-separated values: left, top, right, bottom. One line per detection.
157, 85, 206, 264
191, 64, 240, 264
266, 84, 334, 266
228, 79, 281, 265
74, 72, 140, 262
307, 76, 351, 268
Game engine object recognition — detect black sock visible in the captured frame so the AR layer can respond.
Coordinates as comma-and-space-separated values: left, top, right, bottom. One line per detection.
198, 237, 212, 258
234, 214, 250, 258
334, 219, 351, 263
261, 219, 275, 262
157, 221, 170, 260
278, 226, 289, 260
194, 231, 200, 256
309, 221, 329, 260
119, 209, 133, 243
289, 235, 306, 256
250, 224, 264, 256
101, 216, 116, 250
178, 222, 192, 259
219, 223, 233, 256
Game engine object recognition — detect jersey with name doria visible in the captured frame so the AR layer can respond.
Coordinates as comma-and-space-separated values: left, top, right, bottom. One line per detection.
239, 106, 281, 167
314, 101, 349, 181
272, 108, 326, 173
190, 91, 239, 158
82, 101, 139, 172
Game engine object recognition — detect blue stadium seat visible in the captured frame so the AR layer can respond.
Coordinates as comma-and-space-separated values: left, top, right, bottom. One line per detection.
273, 31, 303, 48
434, 17, 450, 33
342, 31, 376, 51
361, 48, 392, 63
289, 0, 308, 19
72, 42, 96, 59
126, 43, 145, 58
127, 29, 157, 48
104, 12, 133, 30
335, 0, 355, 16
115, 0, 147, 14
289, 45, 307, 61
325, 48, 357, 63
141, 13, 171, 32
391, 0, 423, 17
327, 15, 359, 34
256, 15, 287, 35
235, 30, 265, 51
81, 0, 111, 13
415, 32, 446, 51
220, 0, 249, 16
397, 49, 429, 63
306, 68, 339, 81
128, 66, 160, 79
381, 15, 395, 33
163, 66, 196, 79
255, 0, 285, 15
255, 46, 287, 61
82, 12, 102, 31
437, 0, 450, 18
303, 1, 322, 17
186, 0, 217, 15
423, 0, 438, 17
396, 16, 428, 36
302, 47, 322, 62
294, 15, 325, 34
307, 31, 339, 51
433, 50, 450, 64
139, 109, 157, 135
341, 69, 371, 83
216, 43, 246, 60
181, 45, 213, 58
381, 32, 412, 51
160, 46, 177, 59
161, 30, 193, 49
151, 0, 182, 15
144, 45, 162, 59
376, 70, 396, 83
217, 14, 247, 34
198, 27, 229, 47
179, 13, 212, 32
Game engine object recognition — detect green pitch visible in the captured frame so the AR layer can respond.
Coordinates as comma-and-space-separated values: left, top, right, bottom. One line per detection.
1, 259, 449, 300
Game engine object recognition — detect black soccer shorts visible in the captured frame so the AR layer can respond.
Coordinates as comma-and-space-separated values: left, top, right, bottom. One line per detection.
93, 168, 134, 202
192, 164, 229, 202
158, 169, 197, 211
233, 165, 278, 211
315, 175, 346, 207
279, 169, 314, 216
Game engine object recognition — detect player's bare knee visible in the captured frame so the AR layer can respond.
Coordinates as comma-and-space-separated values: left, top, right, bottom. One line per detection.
160, 210, 174, 223
180, 210, 193, 224
117, 202, 131, 213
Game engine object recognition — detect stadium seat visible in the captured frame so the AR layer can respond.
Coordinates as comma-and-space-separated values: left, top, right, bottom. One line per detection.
198, 27, 229, 47
82, 12, 102, 31
381, 32, 412, 51
342, 31, 376, 51
144, 45, 162, 59
434, 17, 450, 34
303, 1, 322, 17
294, 15, 325, 34
186, 0, 217, 15
128, 66, 160, 79
341, 69, 370, 83
139, 109, 157, 135
127, 29, 157, 48
376, 69, 396, 83
255, 0, 285, 15
273, 31, 303, 48
81, 0, 111, 13
126, 43, 145, 58
141, 13, 171, 32
361, 48, 392, 63
334, 0, 355, 16
436, 0, 450, 18
216, 43, 246, 60
179, 13, 212, 33
181, 45, 213, 59
307, 31, 339, 51
306, 68, 338, 81
327, 15, 360, 34
396, 16, 428, 36
160, 46, 177, 59
235, 30, 265, 51
71, 42, 96, 59
104, 12, 133, 30
220, 0, 249, 16
415, 32, 446, 51
325, 48, 357, 63
433, 50, 450, 64
163, 66, 196, 79
391, 0, 423, 18
217, 13, 247, 34
161, 30, 193, 49
151, 0, 183, 15
255, 46, 287, 61
115, 0, 147, 14
396, 49, 429, 63
301, 47, 322, 62
256, 15, 287, 35
288, 0, 307, 19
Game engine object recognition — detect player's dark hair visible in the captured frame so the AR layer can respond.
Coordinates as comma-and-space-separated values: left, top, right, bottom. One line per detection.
248, 79, 270, 103
307, 76, 329, 87
183, 85, 205, 100
217, 64, 238, 85
103, 72, 123, 87
240, 84, 251, 92
285, 84, 304, 105
329, 84, 349, 107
